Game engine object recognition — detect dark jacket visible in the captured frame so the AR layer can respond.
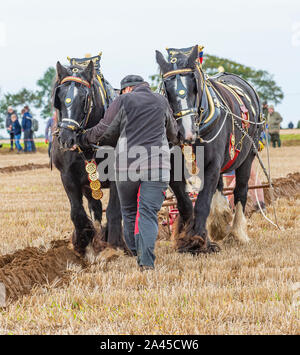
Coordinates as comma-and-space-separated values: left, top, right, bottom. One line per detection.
6, 111, 18, 130
12, 120, 22, 135
85, 83, 178, 171
22, 112, 32, 131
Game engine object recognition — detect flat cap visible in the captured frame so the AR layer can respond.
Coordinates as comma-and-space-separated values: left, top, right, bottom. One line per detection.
120, 75, 144, 90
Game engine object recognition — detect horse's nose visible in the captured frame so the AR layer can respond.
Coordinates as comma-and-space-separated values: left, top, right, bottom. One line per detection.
58, 130, 76, 148
68, 137, 75, 147
184, 132, 197, 144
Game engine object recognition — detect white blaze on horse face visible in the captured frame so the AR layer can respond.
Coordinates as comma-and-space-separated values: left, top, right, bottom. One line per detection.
176, 77, 195, 141
182, 115, 195, 141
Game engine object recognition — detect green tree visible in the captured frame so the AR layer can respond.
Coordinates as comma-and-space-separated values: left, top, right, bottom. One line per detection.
34, 67, 56, 119
150, 54, 284, 104
149, 74, 160, 92
203, 54, 284, 104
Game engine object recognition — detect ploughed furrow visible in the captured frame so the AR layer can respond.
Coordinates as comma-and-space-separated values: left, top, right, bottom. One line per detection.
0, 163, 49, 174
264, 172, 300, 204
0, 240, 86, 302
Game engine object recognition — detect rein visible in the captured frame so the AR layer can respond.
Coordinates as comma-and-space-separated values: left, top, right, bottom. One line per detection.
60, 76, 91, 88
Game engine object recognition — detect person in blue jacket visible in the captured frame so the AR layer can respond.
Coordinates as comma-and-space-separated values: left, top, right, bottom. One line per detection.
11, 114, 23, 153
22, 106, 32, 152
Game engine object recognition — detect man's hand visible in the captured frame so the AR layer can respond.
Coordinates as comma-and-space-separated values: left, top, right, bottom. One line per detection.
70, 132, 91, 151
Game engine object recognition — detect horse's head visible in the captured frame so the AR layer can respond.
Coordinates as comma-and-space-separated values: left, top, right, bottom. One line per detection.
156, 45, 202, 144
53, 61, 95, 149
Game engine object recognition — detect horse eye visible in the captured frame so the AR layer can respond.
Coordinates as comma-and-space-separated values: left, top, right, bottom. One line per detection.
166, 76, 175, 81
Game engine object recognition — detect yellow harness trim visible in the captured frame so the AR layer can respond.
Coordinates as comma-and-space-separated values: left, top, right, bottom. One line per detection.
195, 65, 215, 124
61, 76, 91, 88
163, 68, 193, 79
203, 84, 215, 124
226, 83, 256, 115
96, 74, 107, 106
218, 82, 256, 116
217, 82, 244, 106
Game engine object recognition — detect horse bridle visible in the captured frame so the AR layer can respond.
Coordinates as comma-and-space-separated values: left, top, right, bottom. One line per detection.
54, 72, 92, 132
161, 60, 205, 124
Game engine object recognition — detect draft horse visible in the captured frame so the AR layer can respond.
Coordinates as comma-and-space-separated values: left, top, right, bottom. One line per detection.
52, 60, 125, 256
156, 45, 263, 253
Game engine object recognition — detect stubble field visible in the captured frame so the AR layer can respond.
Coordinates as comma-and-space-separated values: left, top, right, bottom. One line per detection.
0, 146, 299, 334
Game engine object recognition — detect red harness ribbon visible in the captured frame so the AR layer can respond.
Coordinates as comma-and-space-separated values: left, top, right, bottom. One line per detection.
221, 148, 241, 173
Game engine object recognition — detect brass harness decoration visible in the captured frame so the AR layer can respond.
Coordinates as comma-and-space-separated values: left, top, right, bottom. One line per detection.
85, 159, 103, 200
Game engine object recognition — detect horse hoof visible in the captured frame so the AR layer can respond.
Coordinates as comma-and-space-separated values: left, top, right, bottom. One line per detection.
207, 241, 221, 253
72, 244, 86, 258
177, 237, 221, 255
92, 233, 108, 254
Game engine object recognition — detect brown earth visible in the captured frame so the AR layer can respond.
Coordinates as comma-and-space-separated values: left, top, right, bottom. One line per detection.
0, 239, 85, 301
264, 172, 300, 204
0, 238, 123, 303
0, 163, 49, 174
245, 172, 300, 215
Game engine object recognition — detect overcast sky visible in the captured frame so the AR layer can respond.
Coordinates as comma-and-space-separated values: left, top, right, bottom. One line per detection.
0, 0, 299, 135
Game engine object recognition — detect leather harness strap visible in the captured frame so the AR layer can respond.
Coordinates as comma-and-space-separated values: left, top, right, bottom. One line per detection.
61, 76, 91, 88
163, 68, 193, 79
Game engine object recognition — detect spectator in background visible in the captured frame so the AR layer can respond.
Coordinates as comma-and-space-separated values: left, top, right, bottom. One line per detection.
45, 111, 57, 157
268, 105, 283, 148
11, 114, 23, 153
22, 107, 32, 153
262, 101, 269, 119
25, 106, 37, 153
6, 106, 17, 151
22, 106, 37, 153
262, 102, 270, 143
288, 121, 294, 129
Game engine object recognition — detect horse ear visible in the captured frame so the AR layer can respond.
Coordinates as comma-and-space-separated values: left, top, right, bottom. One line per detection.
187, 45, 199, 68
82, 61, 94, 84
56, 61, 69, 81
156, 50, 170, 74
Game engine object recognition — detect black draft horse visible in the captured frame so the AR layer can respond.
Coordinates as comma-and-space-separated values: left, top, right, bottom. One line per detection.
52, 61, 125, 256
156, 45, 263, 253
